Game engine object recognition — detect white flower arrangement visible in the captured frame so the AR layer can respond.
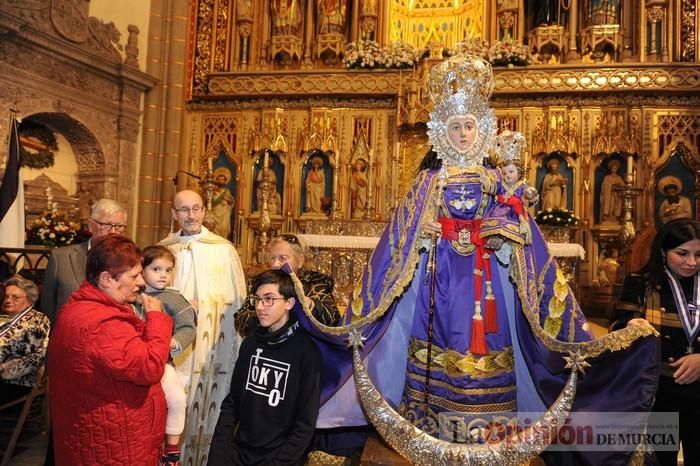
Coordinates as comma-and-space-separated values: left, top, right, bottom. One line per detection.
26, 187, 82, 248
535, 208, 580, 227
446, 38, 533, 67
343, 38, 532, 70
342, 40, 427, 69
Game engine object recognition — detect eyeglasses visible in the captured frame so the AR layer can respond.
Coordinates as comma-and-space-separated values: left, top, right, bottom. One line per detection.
280, 234, 300, 246
90, 218, 127, 233
173, 205, 203, 215
4, 294, 27, 302
249, 296, 287, 307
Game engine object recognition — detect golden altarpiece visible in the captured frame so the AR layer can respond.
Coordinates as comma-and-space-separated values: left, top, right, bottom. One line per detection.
175, 0, 700, 314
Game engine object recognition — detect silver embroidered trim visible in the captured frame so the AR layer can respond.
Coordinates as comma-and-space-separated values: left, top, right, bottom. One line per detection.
352, 340, 582, 465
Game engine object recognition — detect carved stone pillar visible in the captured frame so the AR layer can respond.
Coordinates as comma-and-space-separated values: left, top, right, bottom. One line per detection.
135, 0, 189, 245
645, 3, 665, 61
566, 0, 579, 61
302, 0, 313, 67
621, 0, 635, 60
236, 1, 253, 69
359, 0, 378, 40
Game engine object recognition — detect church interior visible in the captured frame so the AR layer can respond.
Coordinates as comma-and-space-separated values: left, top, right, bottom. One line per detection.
1, 0, 699, 464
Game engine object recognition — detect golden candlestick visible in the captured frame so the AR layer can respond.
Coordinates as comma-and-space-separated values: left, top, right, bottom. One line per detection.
200, 157, 217, 231
613, 172, 643, 251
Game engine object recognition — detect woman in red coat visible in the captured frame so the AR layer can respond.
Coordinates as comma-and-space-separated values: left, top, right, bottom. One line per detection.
48, 235, 173, 466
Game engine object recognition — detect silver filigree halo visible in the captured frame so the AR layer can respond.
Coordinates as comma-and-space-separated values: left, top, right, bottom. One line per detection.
427, 54, 497, 169
494, 130, 527, 167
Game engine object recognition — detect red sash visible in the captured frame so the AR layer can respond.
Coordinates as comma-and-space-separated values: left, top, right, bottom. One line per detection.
437, 217, 497, 354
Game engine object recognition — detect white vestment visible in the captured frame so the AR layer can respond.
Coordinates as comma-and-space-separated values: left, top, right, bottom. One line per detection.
160, 226, 246, 465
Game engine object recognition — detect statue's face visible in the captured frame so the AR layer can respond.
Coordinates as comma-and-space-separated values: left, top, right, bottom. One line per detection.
502, 163, 519, 184
447, 114, 478, 153
549, 160, 559, 172
664, 185, 679, 197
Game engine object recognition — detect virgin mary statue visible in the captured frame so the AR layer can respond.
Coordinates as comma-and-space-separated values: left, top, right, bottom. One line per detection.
296, 54, 659, 465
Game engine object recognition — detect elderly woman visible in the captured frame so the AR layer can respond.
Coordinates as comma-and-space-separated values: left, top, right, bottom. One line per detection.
0, 276, 50, 403
48, 235, 173, 466
235, 233, 339, 337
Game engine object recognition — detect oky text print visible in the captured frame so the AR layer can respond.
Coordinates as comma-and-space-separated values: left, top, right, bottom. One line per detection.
245, 348, 290, 407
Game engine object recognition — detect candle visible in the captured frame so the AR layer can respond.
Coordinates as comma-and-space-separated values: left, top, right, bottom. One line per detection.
626, 154, 633, 175
264, 152, 269, 168
207, 156, 213, 172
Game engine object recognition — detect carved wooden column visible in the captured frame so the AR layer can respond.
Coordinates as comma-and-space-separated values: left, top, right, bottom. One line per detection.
566, 0, 579, 61
621, 0, 635, 60
302, 0, 313, 67
643, 0, 669, 62
359, 0, 378, 40
366, 151, 375, 219
236, 1, 253, 70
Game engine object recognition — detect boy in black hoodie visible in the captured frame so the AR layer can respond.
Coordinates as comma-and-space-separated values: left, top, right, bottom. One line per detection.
208, 268, 322, 466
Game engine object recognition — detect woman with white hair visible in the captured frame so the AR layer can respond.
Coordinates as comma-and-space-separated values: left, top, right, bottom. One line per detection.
235, 233, 339, 337
0, 276, 50, 403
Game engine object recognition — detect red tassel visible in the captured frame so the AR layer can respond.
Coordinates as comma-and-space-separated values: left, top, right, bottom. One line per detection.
484, 297, 498, 334
484, 281, 498, 333
470, 312, 488, 356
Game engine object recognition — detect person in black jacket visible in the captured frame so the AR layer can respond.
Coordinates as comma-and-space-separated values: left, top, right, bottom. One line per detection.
615, 219, 700, 466
208, 269, 322, 466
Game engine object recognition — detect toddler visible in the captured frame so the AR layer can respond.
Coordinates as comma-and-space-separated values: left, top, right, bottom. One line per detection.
139, 245, 197, 466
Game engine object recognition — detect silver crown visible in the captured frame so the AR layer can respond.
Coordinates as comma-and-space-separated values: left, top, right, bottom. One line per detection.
428, 54, 495, 105
426, 54, 497, 169
494, 130, 527, 166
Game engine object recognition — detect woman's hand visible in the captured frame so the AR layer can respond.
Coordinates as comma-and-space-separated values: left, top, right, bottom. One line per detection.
141, 294, 163, 313
421, 221, 442, 239
669, 354, 700, 384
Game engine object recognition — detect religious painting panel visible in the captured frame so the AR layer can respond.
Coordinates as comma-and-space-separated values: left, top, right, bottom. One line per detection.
210, 150, 238, 241
300, 149, 333, 217
251, 149, 284, 216
653, 144, 696, 227
594, 153, 627, 226
536, 152, 573, 212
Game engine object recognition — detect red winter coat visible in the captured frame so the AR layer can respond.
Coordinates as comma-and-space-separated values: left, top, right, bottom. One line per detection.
48, 281, 173, 466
